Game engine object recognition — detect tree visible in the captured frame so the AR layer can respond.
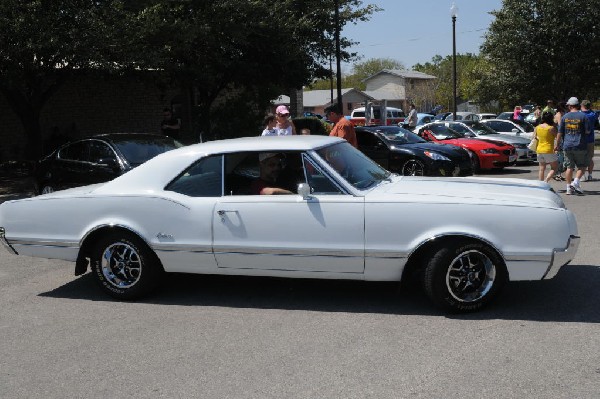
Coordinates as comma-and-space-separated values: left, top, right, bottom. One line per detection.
0, 0, 380, 154
0, 0, 132, 158
413, 53, 486, 111
480, 0, 600, 105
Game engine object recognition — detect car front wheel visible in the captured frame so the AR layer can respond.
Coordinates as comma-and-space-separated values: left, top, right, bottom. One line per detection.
91, 232, 164, 300
401, 159, 426, 176
423, 239, 507, 312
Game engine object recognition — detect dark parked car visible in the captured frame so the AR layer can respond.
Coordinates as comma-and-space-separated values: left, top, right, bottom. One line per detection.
36, 133, 183, 194
355, 126, 473, 177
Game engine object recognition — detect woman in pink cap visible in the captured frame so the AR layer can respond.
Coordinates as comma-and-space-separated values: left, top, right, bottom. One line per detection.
274, 105, 296, 135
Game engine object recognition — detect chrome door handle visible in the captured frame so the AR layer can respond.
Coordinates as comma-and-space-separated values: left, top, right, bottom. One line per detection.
217, 210, 237, 216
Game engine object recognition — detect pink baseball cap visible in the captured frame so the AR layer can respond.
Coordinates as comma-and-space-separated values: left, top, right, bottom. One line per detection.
275, 105, 290, 115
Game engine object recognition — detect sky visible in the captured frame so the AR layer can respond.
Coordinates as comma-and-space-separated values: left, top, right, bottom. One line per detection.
341, 0, 504, 72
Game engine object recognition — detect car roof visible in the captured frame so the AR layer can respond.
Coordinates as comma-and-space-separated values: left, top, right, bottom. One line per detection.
94, 135, 343, 194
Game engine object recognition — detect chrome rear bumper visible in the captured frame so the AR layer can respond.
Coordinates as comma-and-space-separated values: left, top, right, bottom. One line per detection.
543, 235, 580, 279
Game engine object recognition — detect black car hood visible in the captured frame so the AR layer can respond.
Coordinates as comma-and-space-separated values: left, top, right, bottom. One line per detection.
389, 141, 466, 157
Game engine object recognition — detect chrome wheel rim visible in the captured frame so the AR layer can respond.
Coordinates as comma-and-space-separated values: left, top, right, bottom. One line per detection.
402, 160, 425, 176
446, 250, 495, 303
101, 242, 142, 288
41, 186, 54, 194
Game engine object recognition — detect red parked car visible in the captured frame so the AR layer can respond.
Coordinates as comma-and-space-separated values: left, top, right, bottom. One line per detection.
415, 123, 517, 173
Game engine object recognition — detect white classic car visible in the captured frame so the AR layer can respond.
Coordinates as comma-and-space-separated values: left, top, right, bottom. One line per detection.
0, 136, 579, 312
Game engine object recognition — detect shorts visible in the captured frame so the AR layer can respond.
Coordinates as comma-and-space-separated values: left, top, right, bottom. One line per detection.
537, 153, 558, 164
587, 143, 595, 164
563, 149, 588, 169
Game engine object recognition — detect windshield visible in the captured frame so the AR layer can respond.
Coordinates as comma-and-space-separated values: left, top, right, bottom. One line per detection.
112, 136, 184, 166
425, 124, 464, 140
370, 126, 427, 144
462, 122, 498, 136
316, 142, 391, 190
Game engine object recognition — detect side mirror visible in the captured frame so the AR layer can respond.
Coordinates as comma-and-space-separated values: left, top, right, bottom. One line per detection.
297, 183, 312, 200
512, 128, 520, 134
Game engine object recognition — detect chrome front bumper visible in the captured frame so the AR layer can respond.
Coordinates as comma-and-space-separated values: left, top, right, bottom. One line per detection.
543, 235, 580, 279
0, 227, 18, 255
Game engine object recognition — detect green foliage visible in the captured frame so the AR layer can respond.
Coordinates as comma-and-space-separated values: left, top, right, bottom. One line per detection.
0, 0, 380, 158
480, 0, 600, 105
413, 53, 486, 110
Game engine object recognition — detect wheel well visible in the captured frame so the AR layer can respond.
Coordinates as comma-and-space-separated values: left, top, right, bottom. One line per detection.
400, 235, 505, 284
75, 226, 151, 276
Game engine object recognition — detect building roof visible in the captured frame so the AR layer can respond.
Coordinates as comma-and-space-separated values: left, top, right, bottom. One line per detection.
365, 69, 437, 82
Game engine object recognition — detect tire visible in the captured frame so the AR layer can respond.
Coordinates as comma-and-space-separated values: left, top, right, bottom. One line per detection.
469, 151, 481, 174
91, 232, 164, 300
401, 159, 426, 176
40, 185, 54, 195
423, 239, 507, 312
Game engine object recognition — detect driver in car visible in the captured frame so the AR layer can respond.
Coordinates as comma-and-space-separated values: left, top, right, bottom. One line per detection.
251, 153, 294, 195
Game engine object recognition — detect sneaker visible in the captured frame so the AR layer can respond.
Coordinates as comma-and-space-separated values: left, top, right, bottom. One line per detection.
572, 183, 584, 195
586, 175, 593, 181
566, 185, 573, 195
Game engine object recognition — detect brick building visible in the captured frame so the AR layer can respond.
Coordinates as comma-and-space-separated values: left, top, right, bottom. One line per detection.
0, 74, 189, 161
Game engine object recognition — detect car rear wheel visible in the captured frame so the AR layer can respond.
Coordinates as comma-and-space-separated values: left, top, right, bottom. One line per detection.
91, 232, 164, 300
423, 239, 507, 312
401, 159, 425, 176
40, 185, 54, 194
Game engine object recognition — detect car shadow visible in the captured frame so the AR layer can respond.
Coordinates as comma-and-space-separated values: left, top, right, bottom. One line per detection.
476, 167, 533, 176
39, 264, 600, 323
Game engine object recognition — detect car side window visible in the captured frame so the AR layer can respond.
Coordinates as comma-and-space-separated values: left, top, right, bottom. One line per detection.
356, 131, 380, 149
58, 141, 88, 162
165, 155, 223, 197
89, 141, 117, 164
303, 155, 343, 195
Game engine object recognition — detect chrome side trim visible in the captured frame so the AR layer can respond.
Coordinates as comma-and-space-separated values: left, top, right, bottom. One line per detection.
365, 250, 408, 259
504, 254, 552, 262
543, 235, 580, 280
5, 239, 78, 248
213, 246, 363, 258
0, 227, 18, 255
153, 244, 212, 253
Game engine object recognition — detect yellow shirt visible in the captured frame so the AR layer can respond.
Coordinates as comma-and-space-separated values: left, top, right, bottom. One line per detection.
535, 124, 556, 154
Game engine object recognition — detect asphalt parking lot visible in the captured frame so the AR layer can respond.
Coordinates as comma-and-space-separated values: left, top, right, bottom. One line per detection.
1, 156, 599, 399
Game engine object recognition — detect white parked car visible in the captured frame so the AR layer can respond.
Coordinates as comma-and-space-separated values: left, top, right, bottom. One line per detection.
477, 113, 497, 120
481, 119, 535, 140
0, 136, 579, 312
444, 112, 481, 121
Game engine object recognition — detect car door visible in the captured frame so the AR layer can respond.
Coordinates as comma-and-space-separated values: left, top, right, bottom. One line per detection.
53, 141, 91, 189
356, 130, 389, 169
213, 152, 365, 274
87, 140, 123, 184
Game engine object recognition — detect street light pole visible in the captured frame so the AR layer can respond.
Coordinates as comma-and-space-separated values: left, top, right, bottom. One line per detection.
334, 0, 343, 111
450, 2, 458, 121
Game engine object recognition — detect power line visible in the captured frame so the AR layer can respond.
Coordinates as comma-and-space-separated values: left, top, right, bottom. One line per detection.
349, 28, 487, 49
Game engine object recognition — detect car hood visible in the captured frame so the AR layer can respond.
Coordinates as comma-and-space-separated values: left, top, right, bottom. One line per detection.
478, 133, 530, 144
442, 137, 507, 148
368, 176, 564, 209
390, 142, 467, 157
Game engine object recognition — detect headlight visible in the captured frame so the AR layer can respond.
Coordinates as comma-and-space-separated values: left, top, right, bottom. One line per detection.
480, 148, 499, 154
424, 151, 450, 161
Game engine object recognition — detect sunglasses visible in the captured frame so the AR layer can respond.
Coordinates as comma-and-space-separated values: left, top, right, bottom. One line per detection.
277, 113, 290, 117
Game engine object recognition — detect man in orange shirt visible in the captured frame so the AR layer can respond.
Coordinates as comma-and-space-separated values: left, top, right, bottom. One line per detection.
325, 104, 357, 148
